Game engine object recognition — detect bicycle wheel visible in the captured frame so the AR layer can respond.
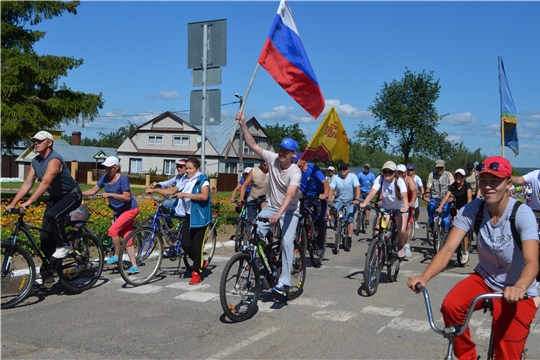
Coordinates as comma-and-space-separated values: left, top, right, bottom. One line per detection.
456, 237, 469, 266
219, 252, 260, 322
432, 220, 442, 254
425, 222, 432, 246
1, 240, 36, 309
363, 237, 382, 296
309, 229, 325, 268
333, 219, 342, 254
57, 232, 104, 292
354, 211, 362, 236
360, 210, 366, 234
183, 223, 217, 272
287, 240, 306, 300
234, 218, 248, 252
118, 227, 163, 286
387, 234, 401, 283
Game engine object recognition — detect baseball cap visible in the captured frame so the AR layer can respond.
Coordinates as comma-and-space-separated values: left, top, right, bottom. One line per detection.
407, 164, 415, 170
339, 162, 350, 171
31, 131, 53, 141
382, 161, 396, 171
244, 167, 252, 174
454, 168, 466, 176
364, 163, 371, 168
278, 137, 298, 152
466, 161, 474, 170
477, 156, 512, 179
102, 156, 120, 167
435, 159, 445, 167
328, 166, 335, 171
396, 164, 407, 172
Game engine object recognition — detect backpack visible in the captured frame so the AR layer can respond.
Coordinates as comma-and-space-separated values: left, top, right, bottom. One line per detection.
474, 200, 540, 282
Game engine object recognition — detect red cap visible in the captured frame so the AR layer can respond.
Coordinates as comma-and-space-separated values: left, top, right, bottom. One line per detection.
478, 156, 512, 178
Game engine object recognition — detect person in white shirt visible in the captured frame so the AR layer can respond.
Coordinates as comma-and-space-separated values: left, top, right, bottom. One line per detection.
406, 164, 424, 229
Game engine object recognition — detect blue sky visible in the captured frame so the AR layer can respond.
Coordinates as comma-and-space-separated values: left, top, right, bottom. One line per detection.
31, 1, 540, 168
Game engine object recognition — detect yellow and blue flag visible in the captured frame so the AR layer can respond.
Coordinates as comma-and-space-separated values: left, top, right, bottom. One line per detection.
498, 55, 518, 156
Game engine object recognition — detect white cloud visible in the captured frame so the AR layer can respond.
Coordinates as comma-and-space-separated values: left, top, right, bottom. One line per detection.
158, 90, 181, 99
520, 144, 540, 150
519, 109, 540, 121
258, 105, 294, 120
290, 113, 316, 123
523, 122, 538, 129
324, 99, 373, 119
441, 112, 480, 126
446, 135, 462, 143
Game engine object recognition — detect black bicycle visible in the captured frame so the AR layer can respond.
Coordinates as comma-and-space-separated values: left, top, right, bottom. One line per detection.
219, 216, 306, 322
332, 202, 350, 254
363, 204, 402, 296
297, 197, 326, 268
1, 207, 104, 309
229, 195, 267, 252
354, 204, 367, 236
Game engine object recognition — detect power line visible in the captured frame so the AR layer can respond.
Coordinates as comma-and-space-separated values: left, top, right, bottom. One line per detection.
94, 100, 241, 118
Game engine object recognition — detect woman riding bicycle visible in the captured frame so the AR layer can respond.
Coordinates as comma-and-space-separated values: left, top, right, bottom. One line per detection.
436, 168, 472, 263
408, 156, 539, 360
82, 156, 140, 273
146, 156, 212, 285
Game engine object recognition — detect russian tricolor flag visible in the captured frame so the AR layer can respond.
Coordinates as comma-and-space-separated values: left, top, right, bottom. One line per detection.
258, 0, 325, 119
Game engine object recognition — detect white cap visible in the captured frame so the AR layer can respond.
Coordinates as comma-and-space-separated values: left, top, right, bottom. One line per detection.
455, 168, 466, 176
244, 167, 253, 174
382, 161, 397, 171
328, 166, 335, 171
102, 156, 120, 167
396, 164, 407, 172
31, 131, 53, 141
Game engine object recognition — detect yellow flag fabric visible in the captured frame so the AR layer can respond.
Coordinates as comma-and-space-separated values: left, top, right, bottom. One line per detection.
302, 106, 349, 163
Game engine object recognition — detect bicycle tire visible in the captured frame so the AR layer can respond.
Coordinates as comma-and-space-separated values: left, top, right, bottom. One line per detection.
354, 210, 362, 236
309, 228, 325, 268
219, 252, 260, 322
234, 218, 247, 252
387, 233, 401, 283
456, 236, 469, 266
287, 240, 306, 300
183, 223, 217, 272
426, 222, 432, 246
1, 240, 36, 309
360, 210, 366, 234
363, 237, 382, 296
333, 219, 342, 254
57, 232, 104, 293
118, 227, 163, 286
432, 220, 442, 254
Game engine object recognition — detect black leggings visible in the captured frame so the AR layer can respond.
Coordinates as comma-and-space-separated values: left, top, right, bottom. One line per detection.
180, 215, 208, 274
40, 191, 83, 259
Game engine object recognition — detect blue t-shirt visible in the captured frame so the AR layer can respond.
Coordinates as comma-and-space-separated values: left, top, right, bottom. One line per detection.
330, 173, 360, 202
97, 174, 138, 217
239, 177, 251, 200
300, 163, 326, 196
358, 171, 376, 193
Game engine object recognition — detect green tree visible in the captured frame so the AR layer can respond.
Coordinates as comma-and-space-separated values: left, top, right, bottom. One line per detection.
61, 121, 138, 148
1, 1, 104, 148
264, 122, 308, 152
356, 68, 451, 164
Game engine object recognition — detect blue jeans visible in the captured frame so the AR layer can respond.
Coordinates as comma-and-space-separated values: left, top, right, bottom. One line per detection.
427, 199, 451, 230
256, 207, 299, 287
333, 200, 356, 223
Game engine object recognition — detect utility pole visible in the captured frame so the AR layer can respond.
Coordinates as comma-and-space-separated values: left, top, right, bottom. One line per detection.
235, 93, 244, 178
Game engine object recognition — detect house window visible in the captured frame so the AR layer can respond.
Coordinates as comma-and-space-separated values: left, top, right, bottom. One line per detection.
164, 160, 176, 175
148, 135, 163, 144
243, 139, 258, 155
225, 163, 236, 174
173, 136, 190, 145
130, 158, 142, 174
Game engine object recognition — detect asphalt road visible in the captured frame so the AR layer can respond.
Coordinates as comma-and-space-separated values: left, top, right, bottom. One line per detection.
2, 207, 540, 360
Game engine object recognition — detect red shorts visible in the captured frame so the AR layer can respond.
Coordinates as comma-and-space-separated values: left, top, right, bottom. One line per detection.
109, 207, 139, 239
407, 207, 414, 224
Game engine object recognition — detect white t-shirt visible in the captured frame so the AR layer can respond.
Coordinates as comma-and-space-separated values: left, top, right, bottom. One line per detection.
413, 174, 423, 191
174, 172, 209, 216
261, 150, 301, 211
454, 197, 539, 297
523, 170, 540, 211
372, 176, 408, 210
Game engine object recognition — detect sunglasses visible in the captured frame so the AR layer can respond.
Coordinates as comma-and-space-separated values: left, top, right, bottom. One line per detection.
176, 165, 185, 169
32, 139, 47, 144
383, 170, 394, 175
476, 162, 500, 172
455, 174, 464, 179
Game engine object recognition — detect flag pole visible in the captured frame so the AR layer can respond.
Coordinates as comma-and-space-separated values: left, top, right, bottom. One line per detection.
501, 119, 505, 158
224, 63, 260, 159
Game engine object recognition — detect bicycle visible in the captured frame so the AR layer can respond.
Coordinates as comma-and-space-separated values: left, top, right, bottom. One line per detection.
354, 203, 367, 236
429, 208, 449, 255
118, 193, 217, 286
363, 203, 402, 296
415, 283, 530, 360
229, 195, 267, 252
1, 207, 104, 309
332, 202, 350, 255
297, 196, 326, 268
439, 215, 474, 267
219, 216, 306, 322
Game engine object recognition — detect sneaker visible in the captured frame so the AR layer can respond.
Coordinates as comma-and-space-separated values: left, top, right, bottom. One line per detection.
461, 251, 469, 263
365, 219, 370, 226
398, 248, 406, 258
40, 266, 55, 284
404, 244, 412, 258
202, 260, 209, 269
314, 247, 324, 257
126, 266, 139, 275
52, 245, 73, 259
415, 222, 419, 229
271, 282, 289, 297
189, 271, 201, 285
106, 256, 118, 264
344, 237, 352, 251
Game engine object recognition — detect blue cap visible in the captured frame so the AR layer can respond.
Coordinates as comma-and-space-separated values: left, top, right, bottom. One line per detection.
278, 137, 298, 152
407, 164, 415, 170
